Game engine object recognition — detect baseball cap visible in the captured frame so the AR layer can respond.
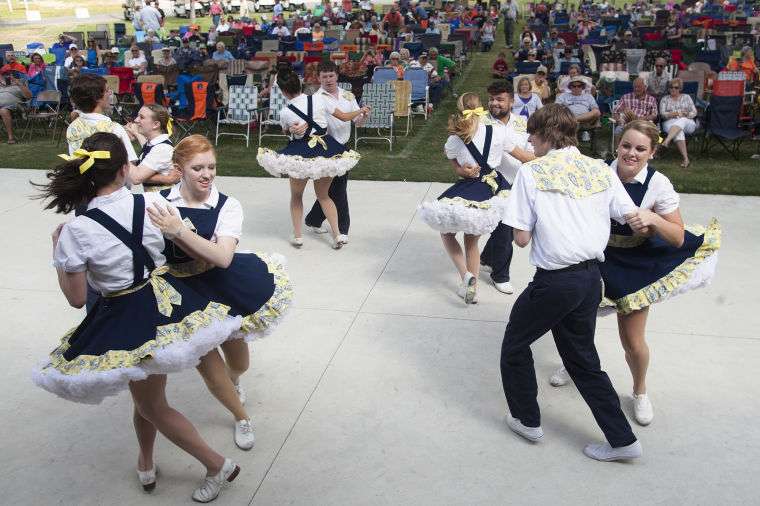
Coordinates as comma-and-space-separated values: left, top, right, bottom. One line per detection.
537, 65, 547, 73
110, 47, 120, 53
69, 44, 78, 49
569, 76, 586, 86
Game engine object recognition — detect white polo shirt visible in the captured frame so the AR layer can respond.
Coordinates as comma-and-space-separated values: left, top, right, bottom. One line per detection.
444, 122, 508, 169
504, 147, 636, 270
138, 134, 174, 176
610, 160, 679, 215
315, 86, 360, 145
279, 93, 336, 137
488, 112, 534, 184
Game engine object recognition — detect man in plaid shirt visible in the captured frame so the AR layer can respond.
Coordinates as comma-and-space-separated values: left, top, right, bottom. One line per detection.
612, 78, 658, 138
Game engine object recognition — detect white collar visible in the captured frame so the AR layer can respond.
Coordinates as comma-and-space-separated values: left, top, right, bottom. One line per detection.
547, 146, 581, 157
165, 182, 220, 208
318, 87, 340, 100
78, 111, 110, 121
147, 133, 170, 146
87, 186, 131, 210
610, 159, 650, 184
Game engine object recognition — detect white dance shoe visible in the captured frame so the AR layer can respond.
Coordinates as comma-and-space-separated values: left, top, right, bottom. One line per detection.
192, 458, 240, 503
506, 414, 544, 442
290, 236, 303, 248
307, 225, 328, 234
492, 280, 514, 294
234, 419, 255, 450
456, 272, 477, 304
137, 465, 157, 492
583, 440, 642, 462
633, 393, 654, 426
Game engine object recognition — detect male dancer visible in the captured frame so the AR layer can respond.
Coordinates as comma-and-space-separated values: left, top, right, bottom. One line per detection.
500, 104, 643, 461
304, 61, 365, 244
480, 81, 534, 294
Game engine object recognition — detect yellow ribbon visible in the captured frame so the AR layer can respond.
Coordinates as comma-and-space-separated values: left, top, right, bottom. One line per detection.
481, 169, 500, 195
462, 107, 487, 120
58, 149, 111, 174
106, 266, 182, 317
307, 134, 328, 150
166, 117, 174, 136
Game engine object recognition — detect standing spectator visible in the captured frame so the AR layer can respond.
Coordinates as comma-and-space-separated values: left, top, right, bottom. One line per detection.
140, 1, 163, 32
210, 0, 224, 26
273, 0, 284, 18
502, 0, 518, 48
0, 52, 27, 76
0, 75, 32, 144
52, 34, 76, 51
660, 77, 697, 168
647, 57, 669, 99
612, 77, 658, 138
556, 76, 600, 141
27, 52, 47, 79
132, 4, 144, 32
492, 51, 509, 78
481, 19, 496, 52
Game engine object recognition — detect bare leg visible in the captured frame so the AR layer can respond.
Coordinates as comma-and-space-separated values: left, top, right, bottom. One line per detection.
289, 178, 308, 239
220, 338, 250, 386
130, 374, 225, 474
133, 405, 157, 472
313, 177, 339, 241
617, 307, 650, 395
0, 109, 14, 142
675, 139, 689, 166
196, 349, 249, 421
441, 233, 466, 278
463, 234, 481, 282
662, 125, 681, 147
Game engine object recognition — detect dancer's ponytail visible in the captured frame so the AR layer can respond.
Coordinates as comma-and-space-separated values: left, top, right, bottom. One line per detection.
447, 92, 484, 145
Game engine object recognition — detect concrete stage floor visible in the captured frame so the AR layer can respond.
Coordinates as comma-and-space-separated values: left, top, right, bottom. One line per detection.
1, 169, 757, 505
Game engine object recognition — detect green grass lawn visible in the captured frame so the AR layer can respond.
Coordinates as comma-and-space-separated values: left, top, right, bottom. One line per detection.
3, 10, 760, 195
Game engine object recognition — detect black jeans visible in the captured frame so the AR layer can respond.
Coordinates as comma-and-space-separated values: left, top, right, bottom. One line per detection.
480, 222, 513, 283
304, 173, 350, 235
500, 262, 637, 448
504, 17, 515, 46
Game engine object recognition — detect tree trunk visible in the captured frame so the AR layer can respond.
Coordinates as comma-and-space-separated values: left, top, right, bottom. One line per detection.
190, 0, 196, 23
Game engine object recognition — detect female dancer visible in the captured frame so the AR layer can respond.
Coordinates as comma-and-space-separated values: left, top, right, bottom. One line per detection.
256, 71, 369, 249
419, 93, 511, 304
549, 120, 720, 426
125, 104, 181, 192
32, 132, 242, 502
146, 135, 293, 451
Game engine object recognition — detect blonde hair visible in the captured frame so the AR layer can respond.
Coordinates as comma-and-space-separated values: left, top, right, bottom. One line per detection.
621, 120, 660, 151
173, 134, 215, 169
447, 92, 481, 145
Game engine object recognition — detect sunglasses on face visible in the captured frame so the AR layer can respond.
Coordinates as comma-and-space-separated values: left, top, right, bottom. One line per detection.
570, 83, 584, 88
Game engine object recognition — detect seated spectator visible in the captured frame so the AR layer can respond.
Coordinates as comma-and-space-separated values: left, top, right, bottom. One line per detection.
522, 49, 540, 64
360, 48, 383, 69
614, 30, 640, 50
184, 25, 205, 44
312, 23, 325, 41
144, 30, 160, 47
206, 25, 219, 48
388, 51, 404, 78
126, 46, 148, 75
515, 37, 534, 61
544, 29, 562, 53
0, 75, 32, 144
0, 52, 27, 76
492, 51, 509, 79
217, 16, 233, 33
295, 21, 311, 37
271, 19, 291, 38
212, 42, 234, 62
556, 76, 600, 141
531, 65, 551, 101
553, 47, 580, 73
425, 22, 440, 35
665, 16, 682, 43
558, 64, 594, 94
513, 76, 543, 118
728, 46, 758, 82
157, 47, 176, 67
67, 55, 88, 79
101, 48, 120, 71
382, 6, 404, 36
164, 29, 183, 47
612, 77, 658, 137
660, 77, 697, 168
647, 57, 669, 99
27, 51, 46, 79
175, 39, 202, 70
63, 45, 81, 68
428, 47, 456, 80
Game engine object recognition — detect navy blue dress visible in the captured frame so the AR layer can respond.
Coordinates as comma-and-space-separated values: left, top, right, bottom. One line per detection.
420, 125, 511, 236
600, 167, 721, 314
256, 94, 361, 179
159, 189, 292, 340
33, 195, 240, 405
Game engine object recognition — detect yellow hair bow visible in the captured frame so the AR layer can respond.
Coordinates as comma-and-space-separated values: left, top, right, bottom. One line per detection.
307, 134, 328, 150
462, 107, 487, 120
166, 117, 174, 137
58, 149, 111, 174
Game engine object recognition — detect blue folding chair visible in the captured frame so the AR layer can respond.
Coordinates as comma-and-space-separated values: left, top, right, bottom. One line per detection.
371, 67, 398, 85
404, 67, 429, 120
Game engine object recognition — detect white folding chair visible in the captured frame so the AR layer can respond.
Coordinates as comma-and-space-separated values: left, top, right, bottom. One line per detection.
216, 85, 258, 147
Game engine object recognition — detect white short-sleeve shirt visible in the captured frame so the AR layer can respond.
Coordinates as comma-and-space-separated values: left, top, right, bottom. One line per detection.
315, 87, 359, 145
610, 161, 680, 215
503, 147, 636, 270
279, 93, 337, 138
444, 122, 508, 169
67, 112, 139, 162
489, 113, 534, 184
160, 183, 244, 242
139, 133, 174, 175
53, 187, 167, 294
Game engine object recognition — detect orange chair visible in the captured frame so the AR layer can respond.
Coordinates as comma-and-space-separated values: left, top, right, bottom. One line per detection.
340, 44, 358, 52
304, 41, 324, 52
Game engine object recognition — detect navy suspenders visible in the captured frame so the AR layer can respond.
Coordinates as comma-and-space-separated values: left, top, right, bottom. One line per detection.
464, 125, 493, 173
287, 95, 328, 138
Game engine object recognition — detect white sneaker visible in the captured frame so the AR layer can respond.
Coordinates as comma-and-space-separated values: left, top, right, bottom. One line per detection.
336, 234, 349, 245
137, 465, 157, 492
290, 236, 303, 248
583, 440, 642, 462
633, 393, 654, 426
307, 225, 328, 234
492, 280, 514, 294
506, 413, 544, 442
549, 366, 570, 387
581, 131, 591, 142
461, 272, 477, 304
234, 383, 246, 406
234, 419, 255, 450
192, 458, 241, 503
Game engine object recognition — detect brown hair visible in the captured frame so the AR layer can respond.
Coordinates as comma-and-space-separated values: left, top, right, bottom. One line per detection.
527, 103, 578, 149
173, 134, 215, 169
70, 74, 107, 113
517, 76, 531, 93
620, 120, 660, 151
447, 92, 481, 144
32, 132, 128, 214
143, 104, 171, 134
